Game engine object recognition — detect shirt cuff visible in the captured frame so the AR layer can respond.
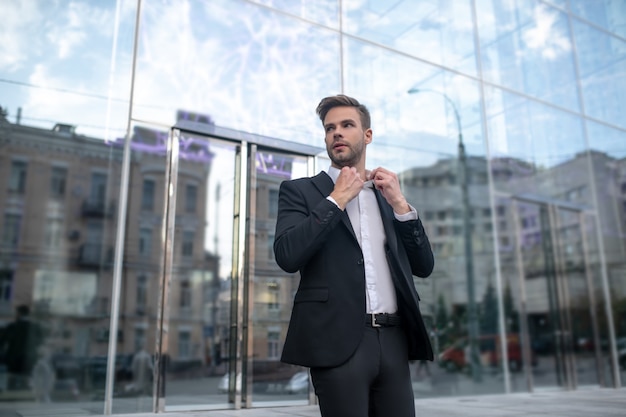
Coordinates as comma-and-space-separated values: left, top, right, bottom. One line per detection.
326, 196, 341, 209
394, 204, 418, 221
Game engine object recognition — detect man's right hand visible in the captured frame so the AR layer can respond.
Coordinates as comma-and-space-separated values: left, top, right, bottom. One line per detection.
329, 167, 364, 210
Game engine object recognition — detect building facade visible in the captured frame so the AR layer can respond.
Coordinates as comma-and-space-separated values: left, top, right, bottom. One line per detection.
0, 0, 625, 415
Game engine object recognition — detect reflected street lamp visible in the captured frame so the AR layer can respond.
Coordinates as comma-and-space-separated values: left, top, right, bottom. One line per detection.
407, 88, 481, 381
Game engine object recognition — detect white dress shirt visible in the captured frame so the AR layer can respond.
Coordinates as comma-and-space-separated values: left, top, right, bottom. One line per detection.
326, 167, 417, 314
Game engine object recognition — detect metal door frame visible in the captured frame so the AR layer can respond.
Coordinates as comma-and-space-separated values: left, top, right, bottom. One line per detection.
154, 121, 322, 412
500, 192, 602, 391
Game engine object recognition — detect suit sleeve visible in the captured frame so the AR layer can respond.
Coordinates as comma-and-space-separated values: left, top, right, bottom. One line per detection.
273, 179, 344, 273
394, 217, 434, 278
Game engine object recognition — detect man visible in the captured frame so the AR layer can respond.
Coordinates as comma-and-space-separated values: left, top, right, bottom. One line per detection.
273, 94, 434, 417
0, 305, 44, 390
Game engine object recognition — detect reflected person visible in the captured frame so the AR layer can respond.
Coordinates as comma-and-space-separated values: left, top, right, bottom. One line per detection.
273, 94, 435, 417
0, 305, 44, 390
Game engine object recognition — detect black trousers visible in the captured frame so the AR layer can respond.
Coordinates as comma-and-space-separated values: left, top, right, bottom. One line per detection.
310, 325, 415, 417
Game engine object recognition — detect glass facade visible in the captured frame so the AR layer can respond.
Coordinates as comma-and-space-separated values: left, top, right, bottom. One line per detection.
0, 0, 624, 415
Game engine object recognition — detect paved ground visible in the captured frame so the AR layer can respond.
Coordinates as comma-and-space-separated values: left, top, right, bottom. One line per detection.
74, 387, 625, 417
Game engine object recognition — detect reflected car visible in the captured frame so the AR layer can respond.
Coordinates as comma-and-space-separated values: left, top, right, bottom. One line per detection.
285, 371, 309, 395
438, 334, 535, 372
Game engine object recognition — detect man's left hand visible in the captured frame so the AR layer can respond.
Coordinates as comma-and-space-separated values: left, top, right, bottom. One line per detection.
369, 167, 411, 214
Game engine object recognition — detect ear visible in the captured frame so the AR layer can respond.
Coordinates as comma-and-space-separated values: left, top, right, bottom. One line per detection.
364, 128, 373, 144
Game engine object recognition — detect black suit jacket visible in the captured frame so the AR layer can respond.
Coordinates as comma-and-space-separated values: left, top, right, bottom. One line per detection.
273, 171, 434, 368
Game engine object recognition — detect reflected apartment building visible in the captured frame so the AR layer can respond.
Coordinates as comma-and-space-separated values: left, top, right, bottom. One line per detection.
401, 151, 626, 385
0, 112, 223, 391
0, 110, 299, 401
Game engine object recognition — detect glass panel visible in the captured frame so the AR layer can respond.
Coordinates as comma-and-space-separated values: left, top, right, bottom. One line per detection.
0, 0, 134, 140
514, 201, 562, 388
486, 87, 586, 174
163, 131, 237, 409
572, 19, 626, 130
0, 2, 135, 413
569, 0, 626, 39
105, 122, 168, 414
343, 37, 485, 169
251, 0, 339, 27
554, 208, 598, 386
394, 77, 504, 394
402, 147, 505, 396
249, 149, 309, 403
0, 116, 124, 414
343, 0, 477, 76
136, 0, 340, 142
496, 197, 535, 392
476, 0, 580, 112
583, 122, 626, 386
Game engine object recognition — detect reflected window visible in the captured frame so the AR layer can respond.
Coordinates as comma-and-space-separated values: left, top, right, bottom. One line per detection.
267, 282, 279, 310
178, 330, 191, 359
0, 270, 13, 302
267, 329, 280, 360
9, 160, 27, 194
269, 189, 279, 217
182, 231, 194, 257
139, 228, 152, 257
2, 213, 21, 248
136, 275, 148, 314
180, 281, 192, 310
185, 184, 197, 213
50, 166, 67, 198
142, 179, 155, 211
268, 233, 274, 260
89, 172, 107, 206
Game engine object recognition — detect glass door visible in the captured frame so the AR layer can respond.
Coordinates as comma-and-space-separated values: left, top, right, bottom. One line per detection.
503, 196, 601, 391
159, 130, 241, 411
153, 123, 321, 412
244, 147, 313, 407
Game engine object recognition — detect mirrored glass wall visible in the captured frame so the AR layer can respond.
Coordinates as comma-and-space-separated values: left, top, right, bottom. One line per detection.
0, 0, 624, 415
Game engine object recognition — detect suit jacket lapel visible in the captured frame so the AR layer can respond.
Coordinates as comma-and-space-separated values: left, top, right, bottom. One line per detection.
374, 189, 399, 255
311, 172, 357, 241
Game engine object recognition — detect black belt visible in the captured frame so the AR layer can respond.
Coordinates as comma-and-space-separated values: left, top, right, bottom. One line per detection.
366, 313, 401, 328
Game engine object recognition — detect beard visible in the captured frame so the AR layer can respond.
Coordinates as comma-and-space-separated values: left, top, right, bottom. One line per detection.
327, 137, 365, 168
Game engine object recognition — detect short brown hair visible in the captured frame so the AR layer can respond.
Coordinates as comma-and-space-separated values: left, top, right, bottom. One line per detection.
316, 94, 371, 130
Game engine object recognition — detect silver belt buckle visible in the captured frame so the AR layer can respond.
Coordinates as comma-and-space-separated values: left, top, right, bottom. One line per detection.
371, 314, 381, 327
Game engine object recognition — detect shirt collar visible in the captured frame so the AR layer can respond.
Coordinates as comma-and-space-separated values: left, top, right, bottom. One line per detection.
327, 166, 340, 184
327, 166, 374, 189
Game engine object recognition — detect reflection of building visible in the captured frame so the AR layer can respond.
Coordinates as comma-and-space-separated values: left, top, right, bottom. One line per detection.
401, 151, 626, 329
0, 116, 123, 357
0, 112, 219, 368
252, 152, 300, 361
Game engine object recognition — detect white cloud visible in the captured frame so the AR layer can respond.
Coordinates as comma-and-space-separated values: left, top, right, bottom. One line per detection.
0, 0, 43, 71
522, 4, 571, 60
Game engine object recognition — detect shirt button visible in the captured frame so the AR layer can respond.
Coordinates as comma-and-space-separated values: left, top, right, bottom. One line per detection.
357, 259, 364, 265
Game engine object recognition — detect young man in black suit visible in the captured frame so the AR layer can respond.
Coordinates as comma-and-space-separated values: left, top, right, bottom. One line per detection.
273, 94, 434, 417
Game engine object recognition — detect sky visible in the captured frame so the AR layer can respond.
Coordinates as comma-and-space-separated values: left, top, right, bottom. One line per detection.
1, 0, 625, 279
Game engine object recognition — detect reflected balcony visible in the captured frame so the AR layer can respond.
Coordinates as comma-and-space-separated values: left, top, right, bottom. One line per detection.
81, 199, 115, 218
77, 243, 113, 268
